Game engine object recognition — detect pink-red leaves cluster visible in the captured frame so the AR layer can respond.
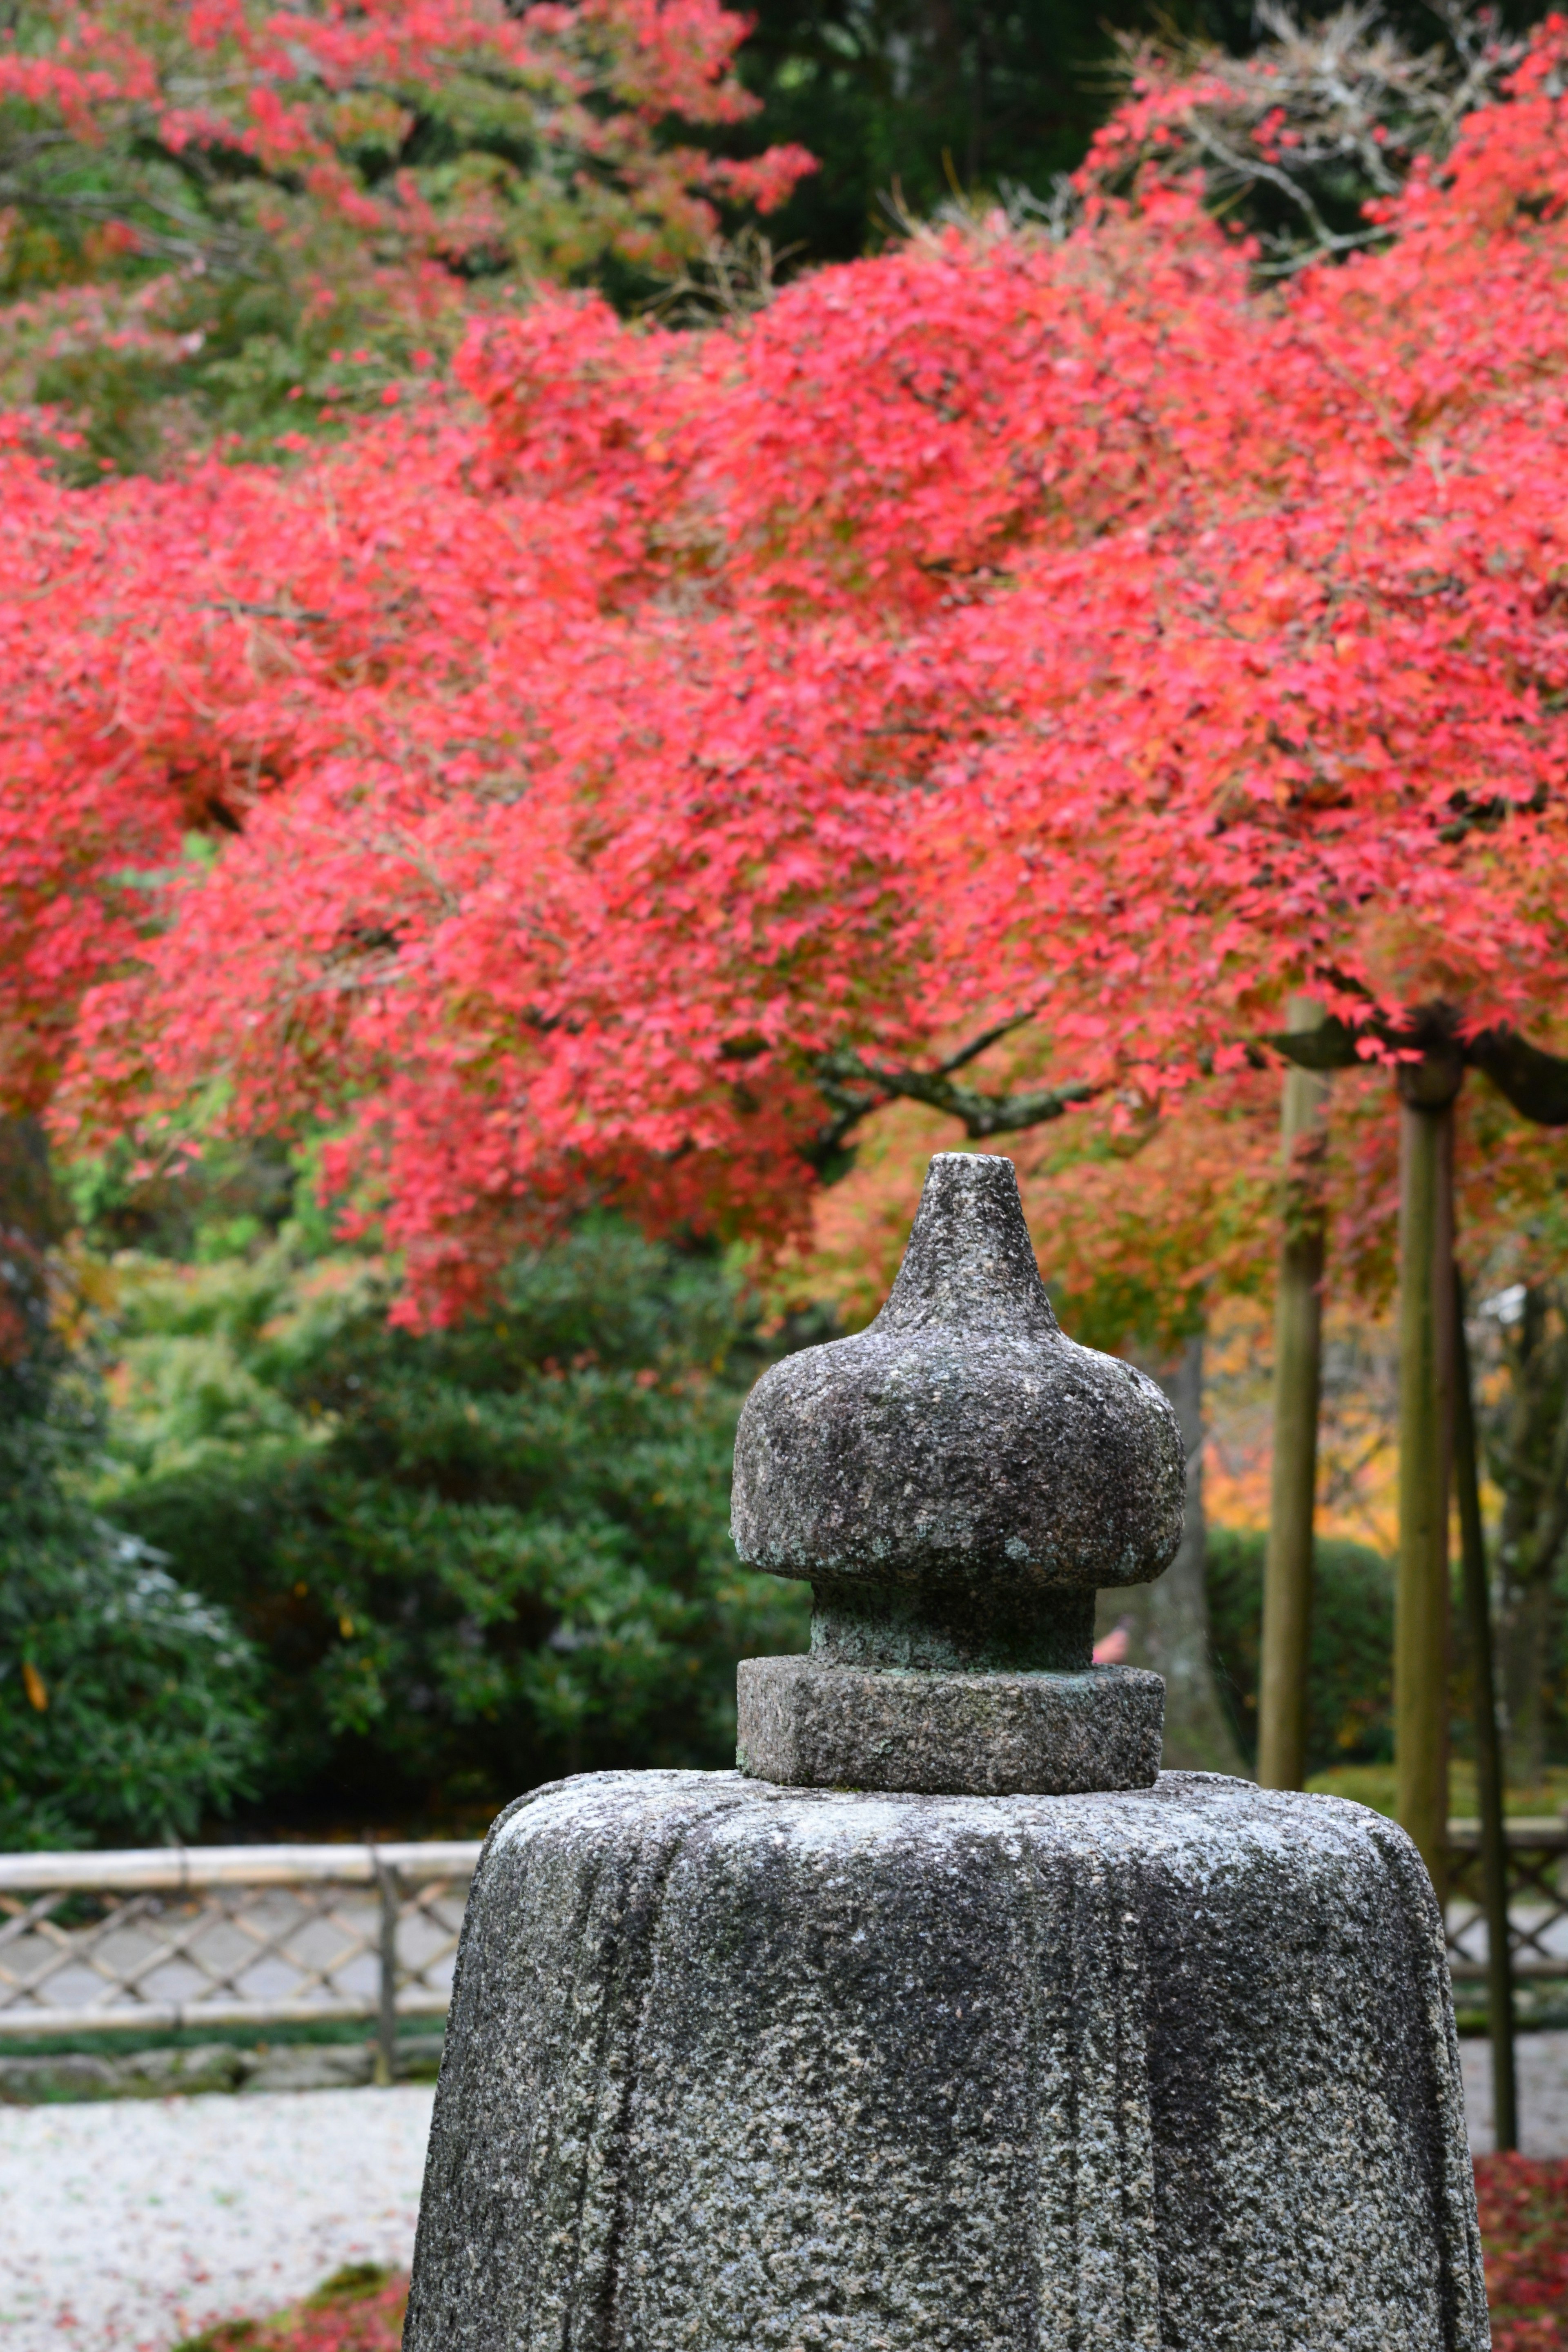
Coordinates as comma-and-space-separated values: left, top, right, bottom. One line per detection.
4, 23, 1568, 1312
1476, 2152, 1568, 2347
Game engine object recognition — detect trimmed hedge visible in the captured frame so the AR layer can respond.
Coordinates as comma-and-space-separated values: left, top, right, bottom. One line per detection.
1206, 1526, 1394, 1777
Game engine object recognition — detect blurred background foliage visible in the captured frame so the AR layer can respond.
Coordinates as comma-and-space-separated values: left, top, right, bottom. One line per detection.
0, 0, 805, 477
3, 0, 1557, 476
63, 1152, 812, 1831
1205, 1527, 1394, 1778
687, 0, 1552, 269
0, 1174, 265, 1849
8, 0, 1568, 1843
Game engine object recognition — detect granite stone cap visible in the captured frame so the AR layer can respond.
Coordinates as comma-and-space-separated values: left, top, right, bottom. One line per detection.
731, 1151, 1185, 1601
737, 1654, 1165, 1795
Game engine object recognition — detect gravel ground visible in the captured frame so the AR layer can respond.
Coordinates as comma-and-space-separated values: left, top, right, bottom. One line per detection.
1462, 2030, 1568, 2155
0, 2086, 434, 2352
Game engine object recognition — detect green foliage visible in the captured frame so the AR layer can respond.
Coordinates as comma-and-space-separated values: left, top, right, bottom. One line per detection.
96, 1222, 810, 1822
306, 2265, 396, 2309
1205, 1526, 1395, 1776
0, 0, 800, 476
718, 0, 1559, 269
0, 1270, 264, 1850
709, 0, 1129, 261
0, 66, 451, 477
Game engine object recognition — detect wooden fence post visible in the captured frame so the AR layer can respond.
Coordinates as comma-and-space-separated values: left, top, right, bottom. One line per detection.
371, 1847, 401, 2089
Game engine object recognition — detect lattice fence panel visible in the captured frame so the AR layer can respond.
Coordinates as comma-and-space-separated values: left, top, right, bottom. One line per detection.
392, 1877, 467, 2009
0, 1859, 472, 2035
1446, 1827, 1568, 1982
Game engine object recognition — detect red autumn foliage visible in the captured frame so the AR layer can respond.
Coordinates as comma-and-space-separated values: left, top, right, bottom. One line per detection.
180, 2267, 407, 2352
4, 24, 1568, 1313
0, 0, 816, 475
1477, 2153, 1568, 2348
0, 0, 813, 282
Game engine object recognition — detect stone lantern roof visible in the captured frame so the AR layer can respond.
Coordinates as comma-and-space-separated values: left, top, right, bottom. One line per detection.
731, 1153, 1186, 1794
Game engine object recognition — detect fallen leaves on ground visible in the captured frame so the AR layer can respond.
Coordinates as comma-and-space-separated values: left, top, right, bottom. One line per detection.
1477, 2156, 1568, 2348
172, 2264, 407, 2352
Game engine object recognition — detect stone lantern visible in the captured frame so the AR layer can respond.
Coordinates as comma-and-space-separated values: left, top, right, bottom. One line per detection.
405, 1154, 1486, 2352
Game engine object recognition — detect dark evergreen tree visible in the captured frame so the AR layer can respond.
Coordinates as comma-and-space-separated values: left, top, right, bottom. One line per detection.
0, 1158, 263, 1849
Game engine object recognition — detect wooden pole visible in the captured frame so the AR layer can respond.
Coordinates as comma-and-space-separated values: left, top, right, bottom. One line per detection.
1259, 998, 1330, 1790
1396, 1067, 1458, 1893
371, 1846, 400, 2089
1454, 1265, 1517, 2151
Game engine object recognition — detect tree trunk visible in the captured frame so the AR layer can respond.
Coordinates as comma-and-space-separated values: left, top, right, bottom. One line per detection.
1501, 1575, 1552, 1794
0, 1114, 63, 1247
1258, 997, 1329, 1791
0, 1115, 65, 1365
1455, 1268, 1518, 2150
1102, 1334, 1248, 1777
1395, 1074, 1457, 1893
1490, 1279, 1568, 1795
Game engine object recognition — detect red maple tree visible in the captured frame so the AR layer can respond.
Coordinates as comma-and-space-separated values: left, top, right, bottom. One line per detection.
5, 20, 1568, 1312
0, 0, 815, 470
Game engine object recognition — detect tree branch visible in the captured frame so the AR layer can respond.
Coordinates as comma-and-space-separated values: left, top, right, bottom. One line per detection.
1465, 1031, 1568, 1128
1268, 1011, 1568, 1126
805, 1036, 1096, 1172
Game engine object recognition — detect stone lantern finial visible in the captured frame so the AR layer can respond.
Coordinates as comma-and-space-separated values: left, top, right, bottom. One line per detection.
731, 1153, 1186, 1793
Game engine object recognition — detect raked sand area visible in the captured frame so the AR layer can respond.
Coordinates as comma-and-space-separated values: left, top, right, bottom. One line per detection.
0, 2085, 434, 2352
1, 2046, 1567, 2352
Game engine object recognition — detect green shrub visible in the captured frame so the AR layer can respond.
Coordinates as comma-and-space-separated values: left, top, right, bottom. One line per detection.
98, 1223, 810, 1822
1205, 1527, 1395, 1777
0, 1322, 263, 1850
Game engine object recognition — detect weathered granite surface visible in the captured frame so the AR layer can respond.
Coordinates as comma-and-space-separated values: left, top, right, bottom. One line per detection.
405, 1768, 1488, 2352
731, 1154, 1185, 1615
731, 1153, 1186, 1792
737, 1655, 1165, 1795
